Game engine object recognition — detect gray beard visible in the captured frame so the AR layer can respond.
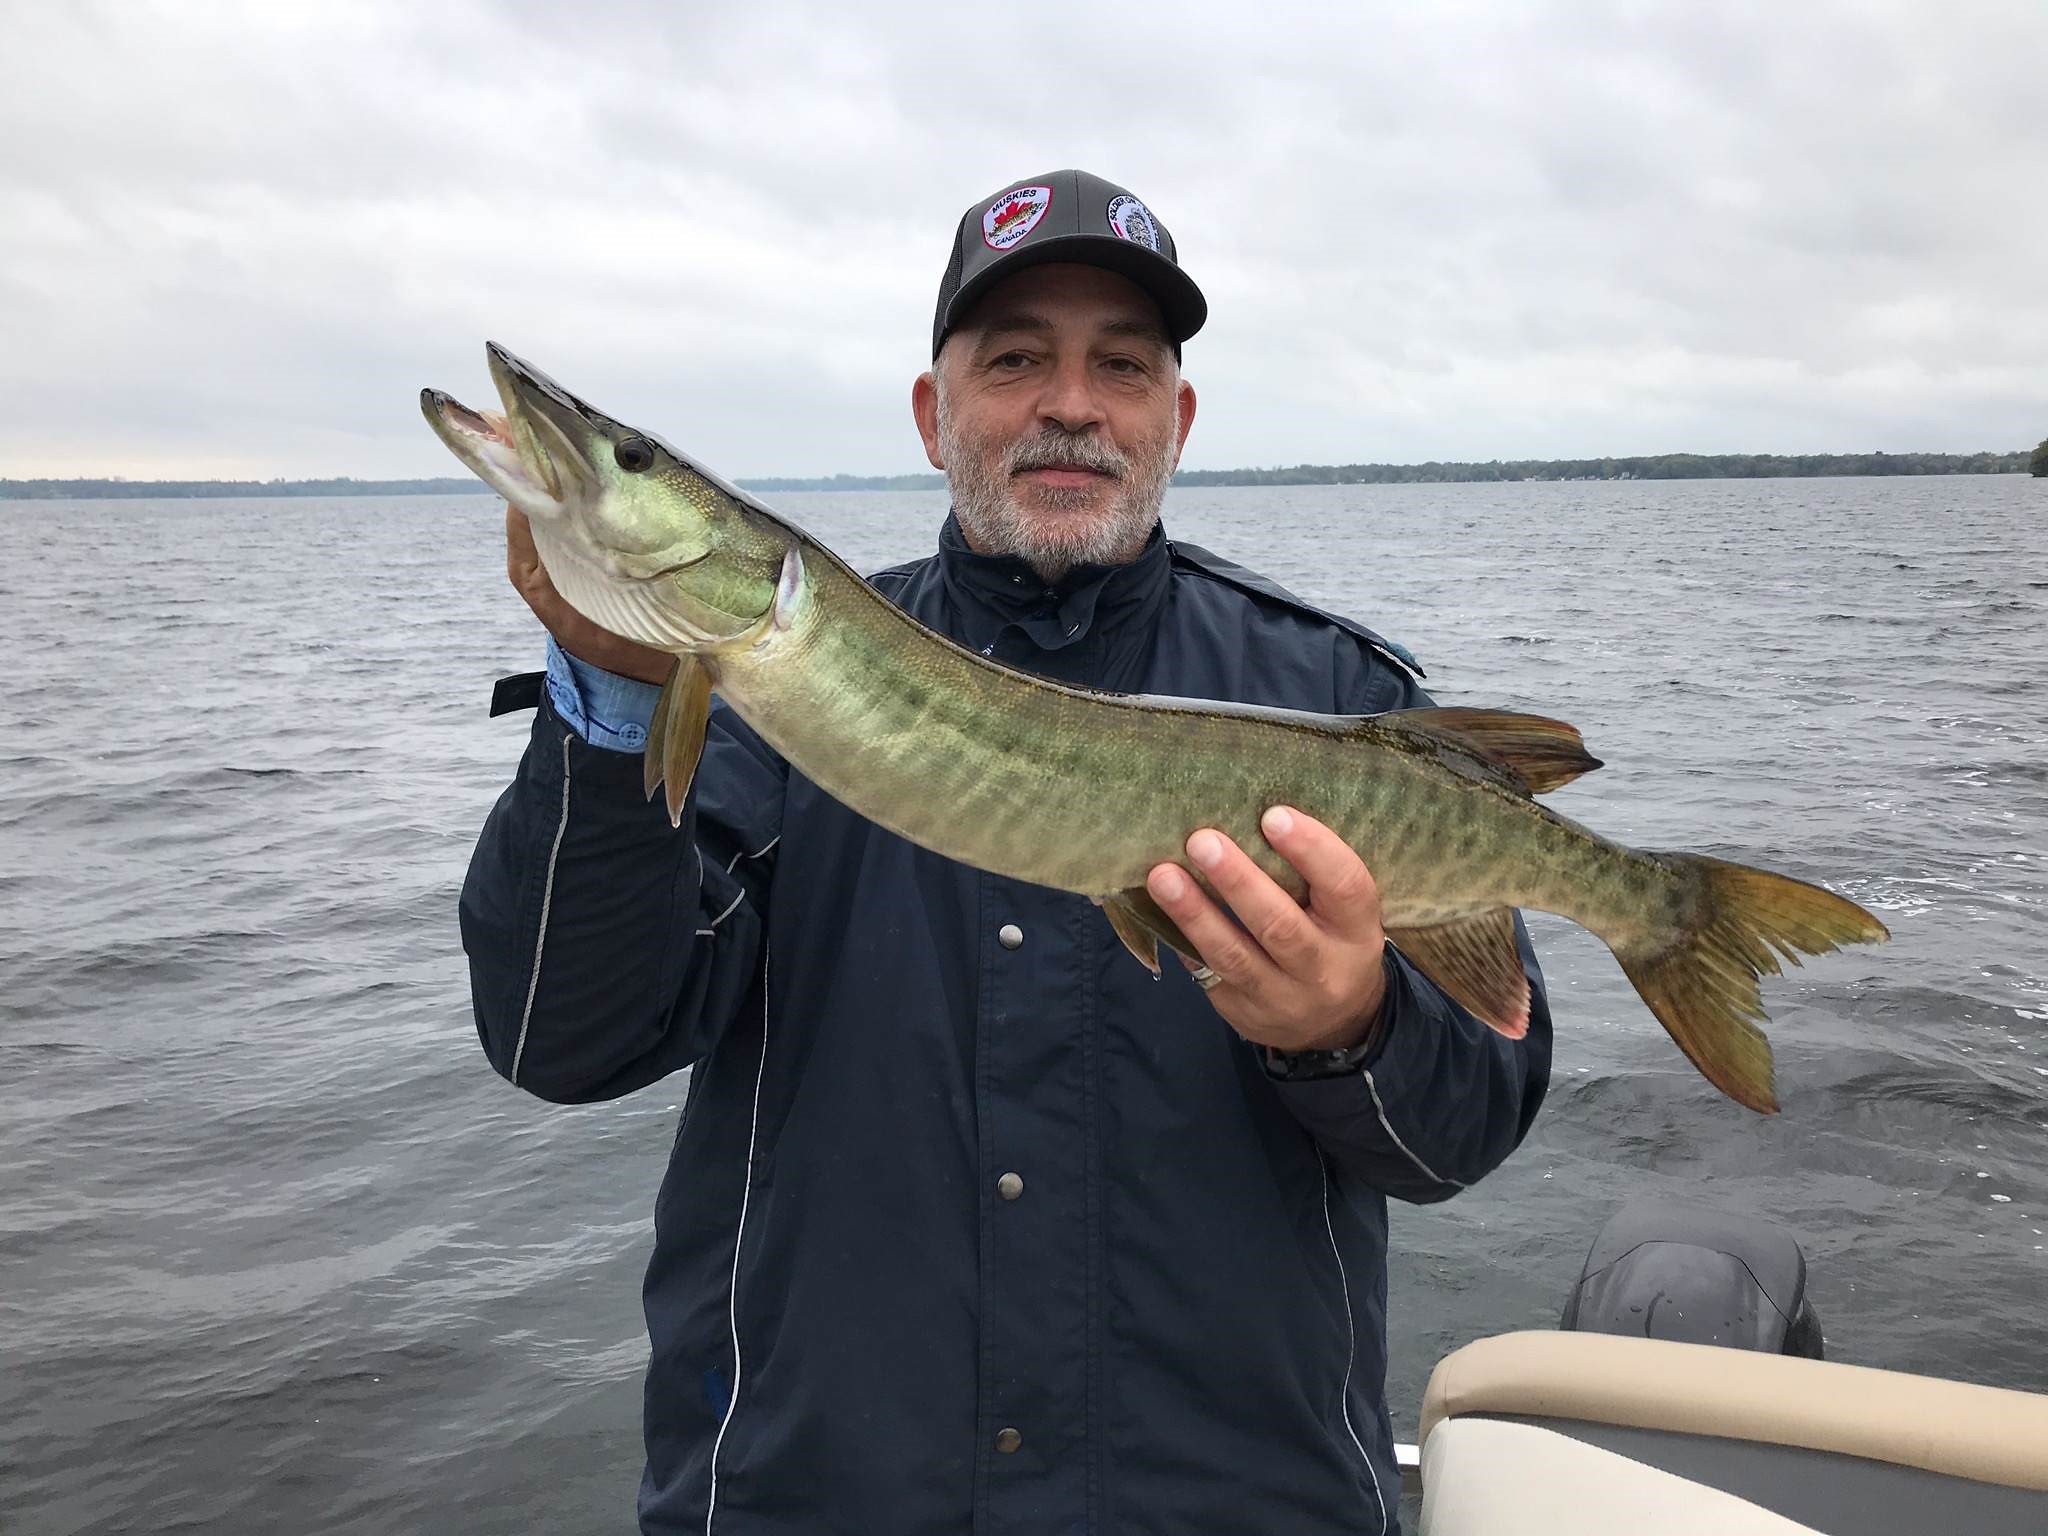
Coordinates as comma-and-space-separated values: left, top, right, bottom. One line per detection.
938, 410, 1177, 584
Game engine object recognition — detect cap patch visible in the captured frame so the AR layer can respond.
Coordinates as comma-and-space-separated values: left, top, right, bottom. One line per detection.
1106, 194, 1160, 251
983, 185, 1052, 250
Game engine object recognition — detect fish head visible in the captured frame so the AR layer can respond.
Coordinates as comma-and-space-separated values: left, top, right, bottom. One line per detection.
421, 343, 792, 651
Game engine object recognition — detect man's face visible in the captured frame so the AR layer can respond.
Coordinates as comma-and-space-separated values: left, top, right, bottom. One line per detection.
913, 263, 1198, 582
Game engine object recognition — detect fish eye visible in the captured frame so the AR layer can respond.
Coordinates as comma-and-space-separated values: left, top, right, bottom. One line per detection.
614, 436, 656, 473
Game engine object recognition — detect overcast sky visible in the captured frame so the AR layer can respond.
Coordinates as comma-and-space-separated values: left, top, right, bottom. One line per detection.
3, 0, 2044, 480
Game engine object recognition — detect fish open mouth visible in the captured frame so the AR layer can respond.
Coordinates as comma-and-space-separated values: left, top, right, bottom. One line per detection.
422, 343, 719, 585
420, 343, 606, 519
420, 386, 572, 516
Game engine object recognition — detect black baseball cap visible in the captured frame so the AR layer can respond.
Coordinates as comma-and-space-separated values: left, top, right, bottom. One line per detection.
931, 169, 1207, 359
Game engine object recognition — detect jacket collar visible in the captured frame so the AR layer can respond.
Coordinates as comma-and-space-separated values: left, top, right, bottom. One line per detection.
936, 510, 1171, 657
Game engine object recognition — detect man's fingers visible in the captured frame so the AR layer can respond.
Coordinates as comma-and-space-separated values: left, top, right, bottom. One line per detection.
1260, 806, 1381, 941
1183, 826, 1322, 967
1145, 858, 1277, 995
506, 506, 548, 592
1147, 815, 1391, 1055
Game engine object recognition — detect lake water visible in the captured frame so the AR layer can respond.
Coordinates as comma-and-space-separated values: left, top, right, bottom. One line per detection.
2, 476, 2043, 1532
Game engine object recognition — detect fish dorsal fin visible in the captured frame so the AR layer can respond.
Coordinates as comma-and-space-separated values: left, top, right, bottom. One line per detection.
1100, 887, 1201, 976
1386, 909, 1531, 1039
1379, 707, 1601, 795
643, 656, 713, 827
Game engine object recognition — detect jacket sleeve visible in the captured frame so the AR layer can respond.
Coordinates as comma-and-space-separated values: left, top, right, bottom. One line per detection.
1268, 922, 1553, 1202
458, 690, 786, 1104
1266, 637, 1554, 1201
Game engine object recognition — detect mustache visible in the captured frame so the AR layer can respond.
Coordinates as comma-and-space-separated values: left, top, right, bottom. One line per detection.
1006, 428, 1127, 479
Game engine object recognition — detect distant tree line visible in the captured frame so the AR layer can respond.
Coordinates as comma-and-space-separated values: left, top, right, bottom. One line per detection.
3, 447, 2037, 500
0, 476, 483, 500
739, 472, 949, 492
1169, 449, 2031, 487
0, 472, 956, 499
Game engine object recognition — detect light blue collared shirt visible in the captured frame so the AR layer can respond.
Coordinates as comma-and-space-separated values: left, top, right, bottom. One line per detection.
543, 637, 663, 753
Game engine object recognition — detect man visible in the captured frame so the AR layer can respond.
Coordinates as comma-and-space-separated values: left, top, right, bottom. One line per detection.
462, 169, 1551, 1535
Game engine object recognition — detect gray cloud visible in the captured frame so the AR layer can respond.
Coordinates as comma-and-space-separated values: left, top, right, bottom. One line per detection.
2, 0, 2043, 479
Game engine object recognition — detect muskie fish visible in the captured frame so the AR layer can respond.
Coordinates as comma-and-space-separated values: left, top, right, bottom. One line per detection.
423, 344, 1888, 1113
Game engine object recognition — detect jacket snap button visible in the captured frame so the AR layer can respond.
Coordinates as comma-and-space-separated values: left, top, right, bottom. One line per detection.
995, 1427, 1022, 1454
997, 924, 1023, 950
997, 1172, 1024, 1201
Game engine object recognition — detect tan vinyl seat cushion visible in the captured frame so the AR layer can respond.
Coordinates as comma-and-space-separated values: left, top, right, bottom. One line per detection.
1420, 1331, 2048, 1491
1420, 1417, 1826, 1536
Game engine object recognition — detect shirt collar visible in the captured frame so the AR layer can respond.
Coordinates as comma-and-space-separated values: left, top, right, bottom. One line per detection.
936, 510, 1172, 656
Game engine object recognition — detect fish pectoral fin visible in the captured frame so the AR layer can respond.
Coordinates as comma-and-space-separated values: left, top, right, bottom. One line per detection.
1386, 909, 1531, 1039
1099, 896, 1161, 977
1100, 887, 1201, 977
643, 656, 713, 828
1381, 708, 1602, 795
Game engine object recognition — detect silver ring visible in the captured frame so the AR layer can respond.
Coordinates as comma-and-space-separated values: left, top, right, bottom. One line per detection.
1191, 965, 1222, 992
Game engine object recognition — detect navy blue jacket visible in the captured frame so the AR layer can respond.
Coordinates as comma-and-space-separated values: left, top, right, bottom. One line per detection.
461, 517, 1552, 1535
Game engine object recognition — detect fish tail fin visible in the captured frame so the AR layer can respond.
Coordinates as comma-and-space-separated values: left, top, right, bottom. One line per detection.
1613, 855, 1889, 1115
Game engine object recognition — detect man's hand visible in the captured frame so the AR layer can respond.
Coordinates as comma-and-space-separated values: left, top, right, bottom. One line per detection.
506, 506, 672, 685
1145, 806, 1389, 1055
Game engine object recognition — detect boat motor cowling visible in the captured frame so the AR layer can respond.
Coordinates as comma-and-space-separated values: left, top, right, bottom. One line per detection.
1561, 1198, 1824, 1358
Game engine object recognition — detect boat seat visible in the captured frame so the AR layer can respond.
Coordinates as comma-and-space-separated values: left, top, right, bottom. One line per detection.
1418, 1331, 2048, 1536
1421, 1418, 1824, 1535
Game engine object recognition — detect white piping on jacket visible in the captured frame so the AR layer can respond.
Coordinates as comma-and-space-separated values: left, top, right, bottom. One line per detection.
511, 734, 574, 1085
704, 942, 772, 1533
696, 889, 746, 936
727, 834, 779, 873
1319, 1155, 1389, 1534
696, 836, 777, 936
1362, 1069, 1465, 1191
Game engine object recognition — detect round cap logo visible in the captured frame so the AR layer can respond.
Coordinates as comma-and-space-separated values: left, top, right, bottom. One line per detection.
983, 185, 1052, 250
1106, 195, 1160, 251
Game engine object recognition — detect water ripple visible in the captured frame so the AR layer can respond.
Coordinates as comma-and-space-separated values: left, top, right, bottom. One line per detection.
3, 480, 2044, 1531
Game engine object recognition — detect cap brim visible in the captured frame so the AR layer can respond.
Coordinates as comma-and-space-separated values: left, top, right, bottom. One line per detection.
937, 234, 1208, 357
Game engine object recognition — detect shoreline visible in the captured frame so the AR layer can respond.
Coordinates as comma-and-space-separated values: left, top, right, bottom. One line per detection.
3, 452, 2037, 501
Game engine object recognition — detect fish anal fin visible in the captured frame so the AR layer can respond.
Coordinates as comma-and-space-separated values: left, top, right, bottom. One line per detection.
643, 657, 713, 828
1386, 908, 1530, 1039
1382, 707, 1602, 795
1100, 887, 1201, 977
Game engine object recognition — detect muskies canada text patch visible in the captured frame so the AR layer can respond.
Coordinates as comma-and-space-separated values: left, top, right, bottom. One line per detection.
983, 186, 1052, 249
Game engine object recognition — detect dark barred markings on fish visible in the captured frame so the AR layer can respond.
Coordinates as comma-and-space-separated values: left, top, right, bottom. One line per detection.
422, 344, 1889, 1113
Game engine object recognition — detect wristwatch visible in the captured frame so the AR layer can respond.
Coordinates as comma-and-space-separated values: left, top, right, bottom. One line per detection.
1264, 1031, 1381, 1081
1261, 943, 1398, 1081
